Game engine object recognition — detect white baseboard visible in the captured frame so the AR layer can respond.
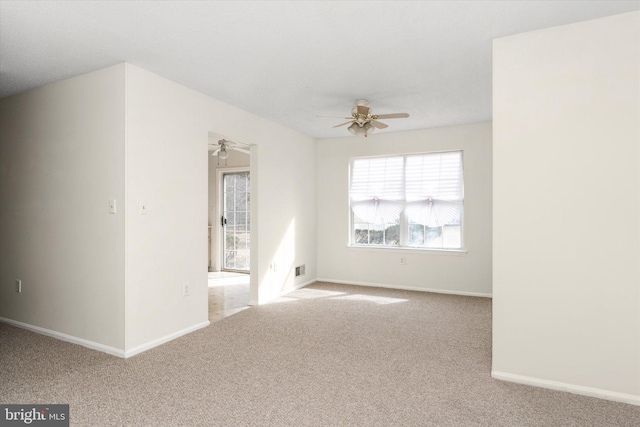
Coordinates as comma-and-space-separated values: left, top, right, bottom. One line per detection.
252, 278, 316, 305
0, 316, 126, 358
0, 316, 211, 359
316, 278, 492, 298
124, 320, 210, 358
293, 278, 315, 291
492, 371, 640, 407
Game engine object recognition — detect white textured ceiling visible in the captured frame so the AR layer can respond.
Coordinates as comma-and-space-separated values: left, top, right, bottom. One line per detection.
1, 1, 638, 138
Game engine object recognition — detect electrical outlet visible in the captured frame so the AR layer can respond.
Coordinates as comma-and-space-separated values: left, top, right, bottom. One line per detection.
182, 283, 190, 297
15, 279, 22, 293
400, 257, 406, 265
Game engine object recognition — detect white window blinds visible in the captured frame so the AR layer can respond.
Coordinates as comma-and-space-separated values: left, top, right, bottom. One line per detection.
350, 156, 405, 226
350, 151, 463, 228
405, 151, 463, 227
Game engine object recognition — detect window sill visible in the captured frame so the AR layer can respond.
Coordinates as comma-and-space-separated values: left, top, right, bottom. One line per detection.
347, 245, 467, 256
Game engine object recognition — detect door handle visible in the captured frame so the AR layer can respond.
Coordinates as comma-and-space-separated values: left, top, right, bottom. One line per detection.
220, 216, 227, 227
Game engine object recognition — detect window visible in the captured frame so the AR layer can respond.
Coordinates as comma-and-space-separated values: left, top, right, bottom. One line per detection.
349, 151, 464, 250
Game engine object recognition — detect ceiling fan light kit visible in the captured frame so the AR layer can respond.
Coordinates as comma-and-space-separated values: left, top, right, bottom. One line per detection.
348, 122, 374, 137
323, 100, 409, 137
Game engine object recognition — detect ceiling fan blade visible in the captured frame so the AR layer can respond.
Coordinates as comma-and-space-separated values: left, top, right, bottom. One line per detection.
375, 113, 409, 119
333, 121, 353, 128
356, 105, 370, 115
371, 120, 389, 129
317, 114, 352, 119
212, 148, 221, 156
234, 147, 251, 155
227, 139, 252, 147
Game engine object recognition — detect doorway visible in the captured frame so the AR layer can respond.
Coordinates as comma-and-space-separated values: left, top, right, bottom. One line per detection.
207, 132, 252, 321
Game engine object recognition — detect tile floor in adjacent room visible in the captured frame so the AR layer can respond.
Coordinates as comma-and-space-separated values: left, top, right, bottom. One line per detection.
208, 271, 250, 323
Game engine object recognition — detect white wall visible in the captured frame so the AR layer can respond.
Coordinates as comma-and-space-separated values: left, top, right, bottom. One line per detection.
493, 11, 640, 404
0, 64, 126, 352
316, 122, 492, 296
124, 65, 210, 351
255, 131, 317, 302
0, 62, 317, 356
124, 64, 317, 351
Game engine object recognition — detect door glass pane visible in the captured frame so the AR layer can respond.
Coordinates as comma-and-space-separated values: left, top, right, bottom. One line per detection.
226, 212, 235, 229
225, 250, 235, 269
236, 212, 246, 232
236, 251, 248, 270
236, 192, 247, 211
225, 174, 235, 192
223, 172, 250, 272
237, 174, 247, 192
226, 235, 235, 251
225, 191, 234, 212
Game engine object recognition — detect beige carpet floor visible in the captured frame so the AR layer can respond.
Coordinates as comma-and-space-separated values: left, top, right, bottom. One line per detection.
1, 282, 638, 426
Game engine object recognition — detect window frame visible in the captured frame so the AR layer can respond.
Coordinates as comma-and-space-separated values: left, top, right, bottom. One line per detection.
348, 150, 466, 253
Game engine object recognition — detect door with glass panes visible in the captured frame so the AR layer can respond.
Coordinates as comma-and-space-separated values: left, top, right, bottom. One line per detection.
221, 171, 250, 271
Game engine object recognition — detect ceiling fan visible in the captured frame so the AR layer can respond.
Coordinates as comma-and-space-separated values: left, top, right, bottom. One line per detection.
320, 100, 409, 137
210, 139, 250, 165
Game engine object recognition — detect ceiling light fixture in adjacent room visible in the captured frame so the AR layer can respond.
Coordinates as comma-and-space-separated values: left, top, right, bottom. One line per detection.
210, 138, 251, 166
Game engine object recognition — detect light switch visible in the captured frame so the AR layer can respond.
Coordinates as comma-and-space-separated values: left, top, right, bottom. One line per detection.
109, 200, 117, 214
139, 202, 148, 215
